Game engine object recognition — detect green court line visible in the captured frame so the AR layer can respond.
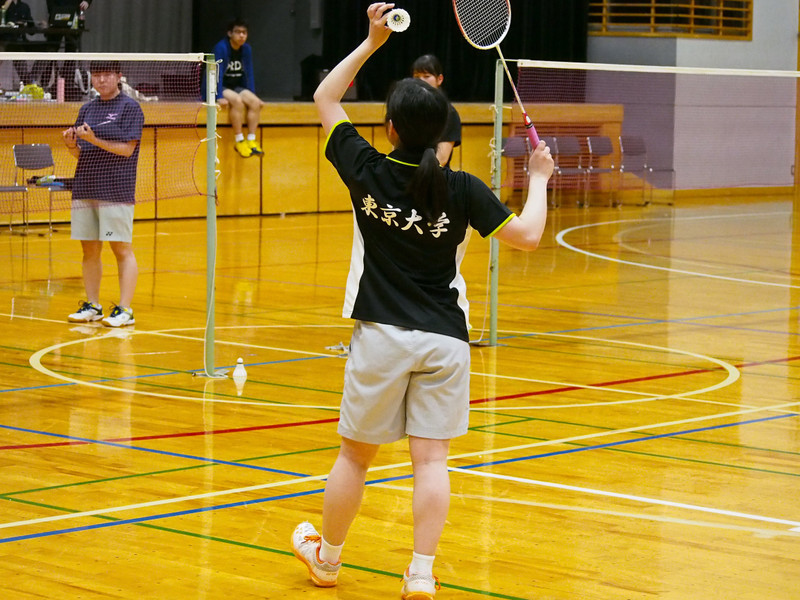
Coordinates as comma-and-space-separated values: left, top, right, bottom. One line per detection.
3, 495, 529, 599
17, 360, 341, 406
1, 445, 341, 498
473, 423, 800, 477
477, 410, 800, 455
1, 342, 344, 399
498, 340, 712, 371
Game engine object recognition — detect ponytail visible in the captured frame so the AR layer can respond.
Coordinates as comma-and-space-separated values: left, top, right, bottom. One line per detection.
385, 78, 450, 224
408, 147, 447, 224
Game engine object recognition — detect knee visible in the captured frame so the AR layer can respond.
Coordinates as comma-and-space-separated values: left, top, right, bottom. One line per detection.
110, 242, 135, 261
81, 241, 102, 260
339, 438, 379, 470
227, 95, 245, 110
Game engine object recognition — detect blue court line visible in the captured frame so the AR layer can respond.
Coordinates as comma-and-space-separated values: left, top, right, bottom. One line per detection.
1, 381, 76, 394
2, 411, 796, 544
0, 488, 325, 544
0, 423, 308, 478
460, 412, 798, 470
0, 354, 329, 395
500, 305, 800, 339
6, 301, 795, 395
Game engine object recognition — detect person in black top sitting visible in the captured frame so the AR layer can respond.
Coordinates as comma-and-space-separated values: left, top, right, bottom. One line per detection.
2, 0, 33, 28
29, 0, 92, 97
1, 0, 35, 85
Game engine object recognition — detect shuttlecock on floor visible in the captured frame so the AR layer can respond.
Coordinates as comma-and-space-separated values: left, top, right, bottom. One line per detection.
232, 358, 247, 396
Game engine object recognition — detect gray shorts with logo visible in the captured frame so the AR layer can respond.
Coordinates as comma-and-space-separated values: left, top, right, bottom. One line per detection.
338, 320, 471, 444
71, 200, 134, 242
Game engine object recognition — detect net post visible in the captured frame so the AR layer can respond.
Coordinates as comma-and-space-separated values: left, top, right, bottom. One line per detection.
204, 54, 222, 377
489, 58, 505, 347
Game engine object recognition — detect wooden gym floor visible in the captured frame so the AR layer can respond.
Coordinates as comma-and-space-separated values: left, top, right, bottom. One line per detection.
0, 200, 798, 599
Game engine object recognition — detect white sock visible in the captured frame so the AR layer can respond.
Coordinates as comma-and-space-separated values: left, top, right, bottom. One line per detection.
409, 551, 435, 576
247, 133, 256, 141
234, 133, 244, 143
319, 537, 343, 564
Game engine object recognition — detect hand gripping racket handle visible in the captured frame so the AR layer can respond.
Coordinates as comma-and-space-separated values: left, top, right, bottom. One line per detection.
522, 113, 540, 149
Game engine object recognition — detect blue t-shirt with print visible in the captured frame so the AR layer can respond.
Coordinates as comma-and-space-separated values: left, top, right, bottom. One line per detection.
72, 92, 144, 204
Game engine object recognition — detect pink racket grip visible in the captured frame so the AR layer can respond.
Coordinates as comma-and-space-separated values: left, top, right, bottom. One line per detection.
522, 113, 540, 148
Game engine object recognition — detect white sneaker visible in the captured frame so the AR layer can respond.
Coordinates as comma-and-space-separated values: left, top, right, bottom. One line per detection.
401, 569, 441, 599
291, 522, 340, 587
102, 305, 135, 327
68, 301, 103, 323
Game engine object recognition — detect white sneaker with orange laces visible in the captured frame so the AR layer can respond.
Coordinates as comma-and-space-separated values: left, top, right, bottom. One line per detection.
291, 522, 341, 587
401, 568, 441, 599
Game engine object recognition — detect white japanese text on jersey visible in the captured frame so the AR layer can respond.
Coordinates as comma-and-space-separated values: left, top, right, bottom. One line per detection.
360, 194, 450, 238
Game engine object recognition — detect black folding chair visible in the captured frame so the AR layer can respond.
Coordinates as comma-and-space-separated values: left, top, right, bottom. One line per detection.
585, 136, 618, 207
0, 144, 64, 235
551, 135, 587, 208
619, 135, 654, 206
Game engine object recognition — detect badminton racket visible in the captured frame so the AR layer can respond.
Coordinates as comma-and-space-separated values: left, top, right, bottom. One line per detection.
452, 0, 539, 148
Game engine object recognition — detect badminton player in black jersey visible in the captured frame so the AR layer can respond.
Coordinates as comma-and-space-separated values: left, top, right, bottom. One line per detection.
291, 4, 553, 598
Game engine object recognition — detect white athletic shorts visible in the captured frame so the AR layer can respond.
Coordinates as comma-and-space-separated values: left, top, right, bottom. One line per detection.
338, 320, 471, 444
71, 200, 134, 242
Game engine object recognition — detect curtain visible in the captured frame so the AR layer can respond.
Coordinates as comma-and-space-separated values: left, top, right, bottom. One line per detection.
321, 0, 589, 102
81, 0, 193, 53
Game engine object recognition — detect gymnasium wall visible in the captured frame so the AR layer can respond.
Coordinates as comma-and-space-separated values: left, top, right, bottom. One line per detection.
586, 2, 800, 192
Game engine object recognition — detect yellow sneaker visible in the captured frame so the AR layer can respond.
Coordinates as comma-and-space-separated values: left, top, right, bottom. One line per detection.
234, 139, 253, 158
247, 139, 264, 155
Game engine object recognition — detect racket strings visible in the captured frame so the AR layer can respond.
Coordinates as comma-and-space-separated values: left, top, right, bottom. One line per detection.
453, 0, 511, 49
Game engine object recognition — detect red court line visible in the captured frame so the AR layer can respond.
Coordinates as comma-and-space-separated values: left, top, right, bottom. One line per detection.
4, 355, 799, 452
468, 368, 713, 406
468, 354, 800, 406
0, 417, 340, 451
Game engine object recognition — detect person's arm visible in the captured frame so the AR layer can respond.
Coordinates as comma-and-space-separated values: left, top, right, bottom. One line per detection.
493, 140, 554, 251
21, 3, 33, 26
436, 105, 461, 166
243, 44, 256, 94
314, 2, 394, 134
74, 122, 139, 157
436, 141, 454, 167
62, 126, 80, 158
213, 40, 226, 101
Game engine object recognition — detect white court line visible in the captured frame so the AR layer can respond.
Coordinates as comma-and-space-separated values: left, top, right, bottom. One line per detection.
2, 397, 798, 533
470, 370, 754, 411
11, 319, 796, 533
612, 217, 794, 277
372, 482, 800, 537
447, 398, 800, 464
147, 331, 339, 358
556, 214, 800, 289
26, 324, 348, 409
470, 329, 740, 410
0, 473, 330, 531
26, 323, 740, 413
449, 467, 800, 531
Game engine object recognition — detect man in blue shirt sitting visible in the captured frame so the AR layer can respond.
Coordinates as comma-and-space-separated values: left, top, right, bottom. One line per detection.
212, 19, 264, 158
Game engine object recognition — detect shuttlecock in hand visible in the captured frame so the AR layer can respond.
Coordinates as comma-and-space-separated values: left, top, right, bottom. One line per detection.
386, 8, 410, 32
232, 358, 247, 396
